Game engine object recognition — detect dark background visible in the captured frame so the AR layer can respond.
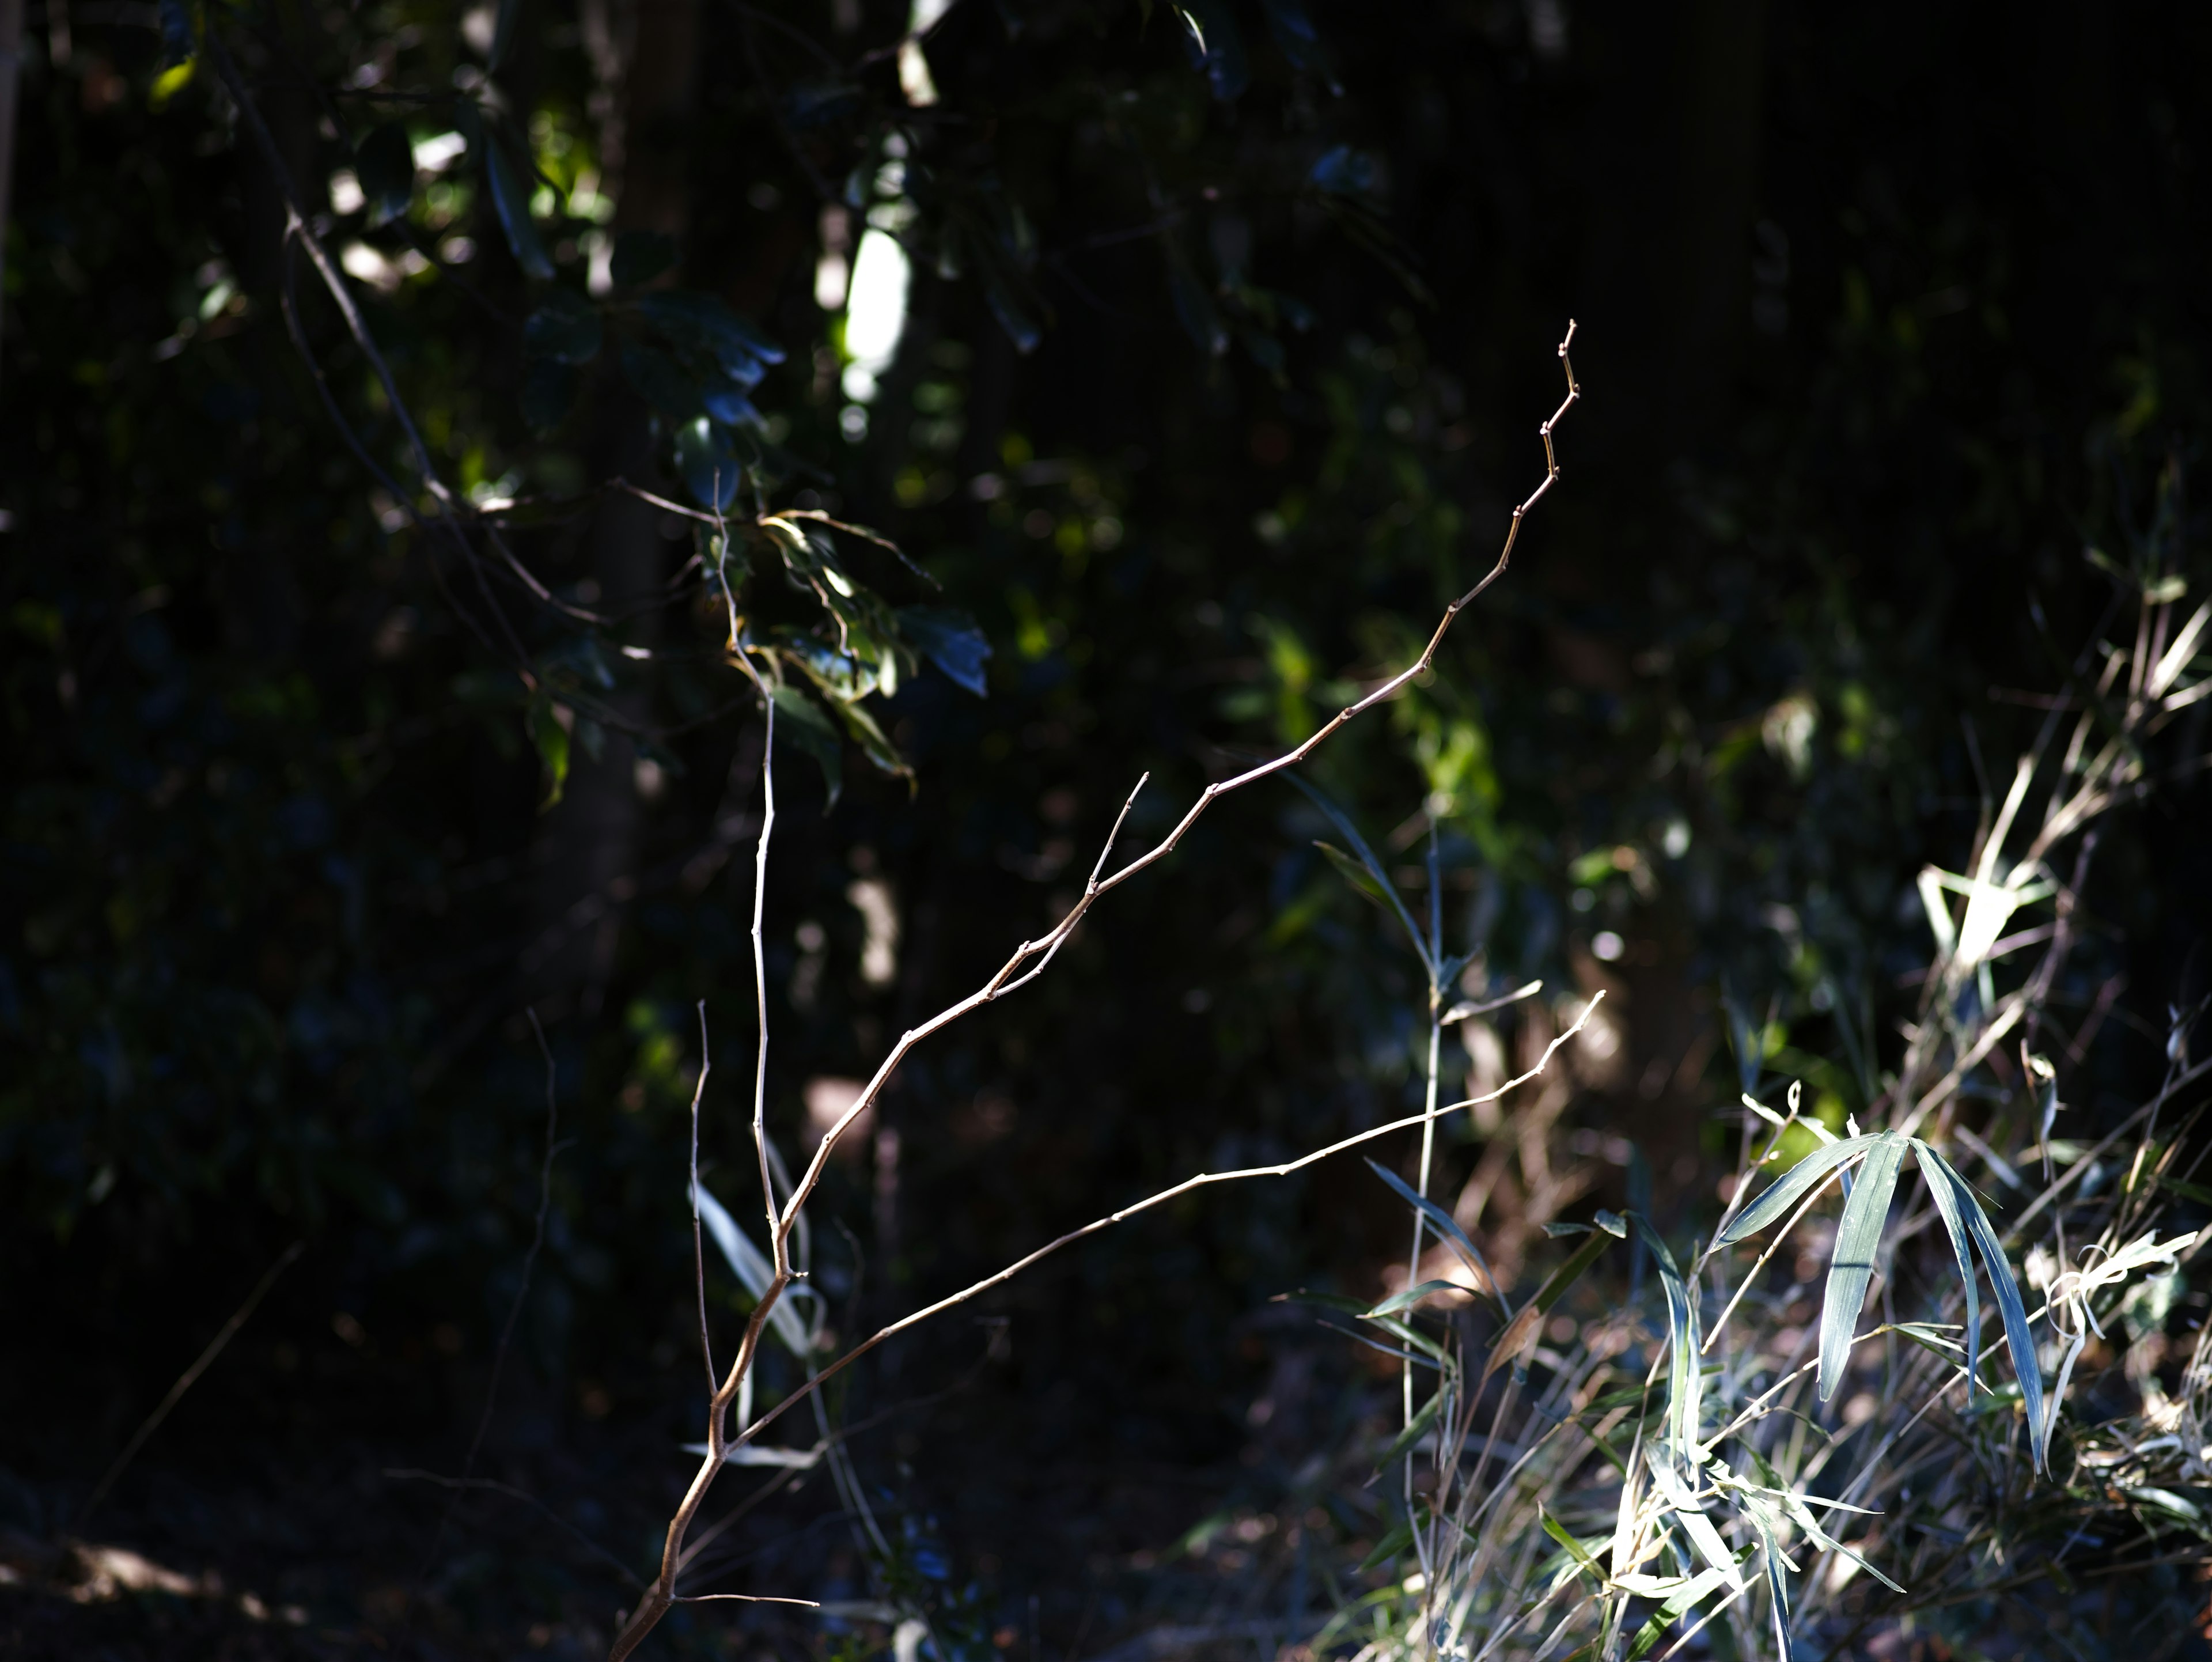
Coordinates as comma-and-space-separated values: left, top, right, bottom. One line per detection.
3, 1, 2209, 1655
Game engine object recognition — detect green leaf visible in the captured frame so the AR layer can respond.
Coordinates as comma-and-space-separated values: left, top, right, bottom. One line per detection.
1285, 774, 1433, 973
611, 230, 679, 289
1540, 1508, 1602, 1586
1744, 1507, 1794, 1662
896, 606, 992, 696
1630, 1213, 1702, 1468
1362, 1279, 1466, 1320
1621, 1566, 1732, 1661
480, 129, 553, 281
831, 696, 912, 784
1484, 1217, 1618, 1388
1717, 1135, 1874, 1247
769, 684, 843, 808
1314, 839, 1392, 911
525, 699, 569, 809
524, 289, 603, 365
1374, 1387, 1442, 1474
355, 122, 415, 225
1355, 1515, 1415, 1574
2154, 1173, 2212, 1207
1917, 1144, 2049, 1471
1363, 1157, 1502, 1312
1819, 1131, 1907, 1402
1911, 1139, 1983, 1396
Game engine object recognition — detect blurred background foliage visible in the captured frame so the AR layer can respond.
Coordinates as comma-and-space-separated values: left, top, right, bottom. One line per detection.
4, 0, 2211, 1654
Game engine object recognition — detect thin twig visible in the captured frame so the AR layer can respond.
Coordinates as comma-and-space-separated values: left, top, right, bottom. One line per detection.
608, 323, 1582, 1662
79, 1240, 305, 1527
383, 1470, 645, 1588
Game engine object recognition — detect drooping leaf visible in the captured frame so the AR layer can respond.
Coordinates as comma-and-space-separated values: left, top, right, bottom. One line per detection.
1313, 839, 1392, 912
1911, 1139, 1983, 1396
1362, 1279, 1468, 1320
768, 684, 843, 808
634, 289, 785, 367
831, 695, 912, 784
1540, 1508, 1603, 1586
1285, 774, 1433, 972
1363, 1157, 1503, 1311
1355, 1514, 1415, 1574
610, 229, 678, 289
355, 123, 416, 225
1744, 1504, 1794, 1661
1820, 1131, 1908, 1401
1918, 1144, 2049, 1470
1715, 1135, 1874, 1247
1373, 1385, 1442, 1474
1620, 1566, 1732, 1661
524, 289, 603, 365
1485, 1219, 1618, 1387
480, 129, 554, 281
694, 1180, 812, 1358
1630, 1213, 1701, 1468
1752, 1456, 1905, 1593
896, 606, 992, 696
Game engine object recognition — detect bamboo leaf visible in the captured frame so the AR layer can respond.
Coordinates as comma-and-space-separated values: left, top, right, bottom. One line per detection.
1819, 1131, 1907, 1402
1744, 1508, 1794, 1661
1717, 1135, 1874, 1247
1918, 1144, 2049, 1470
1286, 775, 1433, 973
1621, 1565, 1730, 1661
1364, 1157, 1503, 1311
1374, 1387, 1443, 1474
1540, 1508, 1602, 1586
1363, 1279, 1468, 1319
1631, 1213, 1701, 1468
767, 684, 843, 808
1911, 1139, 1983, 1396
695, 1181, 811, 1358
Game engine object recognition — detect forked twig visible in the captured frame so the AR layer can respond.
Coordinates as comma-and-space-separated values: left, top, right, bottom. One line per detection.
607, 324, 1582, 1660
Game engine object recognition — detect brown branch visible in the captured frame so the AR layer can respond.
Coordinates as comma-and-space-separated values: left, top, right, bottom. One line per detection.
606, 323, 1581, 1660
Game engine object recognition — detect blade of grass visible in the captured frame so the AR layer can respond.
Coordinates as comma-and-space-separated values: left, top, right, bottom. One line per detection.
1717, 1136, 1875, 1248
1919, 1144, 2050, 1470
1366, 1156, 1506, 1312
1911, 1138, 1983, 1397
